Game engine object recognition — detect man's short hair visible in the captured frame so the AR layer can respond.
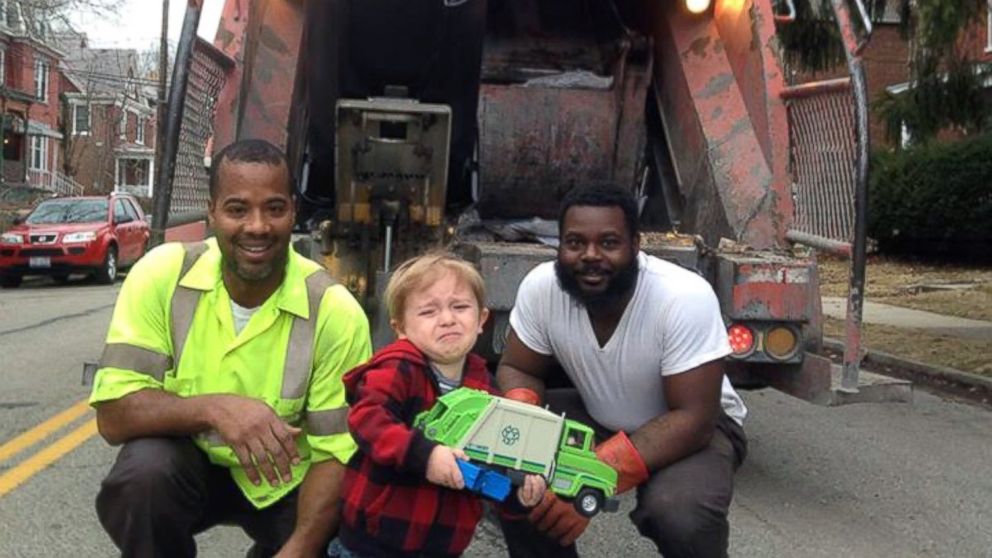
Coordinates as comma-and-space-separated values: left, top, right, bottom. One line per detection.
209, 139, 291, 199
385, 252, 486, 323
557, 183, 640, 238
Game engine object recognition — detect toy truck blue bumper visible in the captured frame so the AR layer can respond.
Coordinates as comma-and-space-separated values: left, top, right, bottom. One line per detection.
457, 460, 512, 502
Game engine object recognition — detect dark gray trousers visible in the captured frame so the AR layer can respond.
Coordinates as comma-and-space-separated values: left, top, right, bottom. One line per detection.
95, 437, 298, 558
499, 389, 747, 558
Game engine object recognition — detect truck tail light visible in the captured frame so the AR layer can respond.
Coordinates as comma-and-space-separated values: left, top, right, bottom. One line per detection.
765, 325, 799, 361
727, 323, 755, 357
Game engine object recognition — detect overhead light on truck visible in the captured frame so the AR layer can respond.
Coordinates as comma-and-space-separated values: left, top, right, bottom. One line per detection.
685, 0, 712, 14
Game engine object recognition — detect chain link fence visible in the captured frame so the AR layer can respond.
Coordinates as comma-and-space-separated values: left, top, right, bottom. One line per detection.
168, 40, 229, 219
785, 79, 857, 244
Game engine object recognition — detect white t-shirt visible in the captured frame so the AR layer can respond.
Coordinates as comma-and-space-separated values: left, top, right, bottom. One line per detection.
230, 300, 260, 335
509, 252, 747, 432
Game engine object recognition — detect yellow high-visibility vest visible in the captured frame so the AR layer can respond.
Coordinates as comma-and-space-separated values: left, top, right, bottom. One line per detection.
91, 239, 371, 508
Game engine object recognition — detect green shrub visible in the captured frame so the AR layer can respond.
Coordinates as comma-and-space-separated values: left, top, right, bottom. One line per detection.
868, 134, 992, 261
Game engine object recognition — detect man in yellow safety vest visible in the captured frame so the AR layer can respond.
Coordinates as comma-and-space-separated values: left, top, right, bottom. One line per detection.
89, 139, 371, 557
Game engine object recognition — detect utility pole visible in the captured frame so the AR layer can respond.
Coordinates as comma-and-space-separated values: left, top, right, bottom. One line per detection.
152, 0, 169, 246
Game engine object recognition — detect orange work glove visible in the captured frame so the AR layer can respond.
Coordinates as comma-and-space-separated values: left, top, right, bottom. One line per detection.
528, 490, 590, 546
595, 431, 649, 494
504, 387, 541, 406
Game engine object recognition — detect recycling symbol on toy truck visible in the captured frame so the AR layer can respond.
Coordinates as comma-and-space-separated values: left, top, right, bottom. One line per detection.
501, 425, 520, 446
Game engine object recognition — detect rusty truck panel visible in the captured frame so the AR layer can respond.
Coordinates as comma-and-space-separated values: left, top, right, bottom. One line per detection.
476, 38, 652, 219
716, 253, 816, 322
648, 0, 792, 250
212, 0, 305, 152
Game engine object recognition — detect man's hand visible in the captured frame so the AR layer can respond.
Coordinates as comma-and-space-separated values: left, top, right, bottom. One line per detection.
516, 474, 547, 507
596, 431, 649, 494
528, 491, 589, 546
205, 394, 301, 487
426, 446, 467, 490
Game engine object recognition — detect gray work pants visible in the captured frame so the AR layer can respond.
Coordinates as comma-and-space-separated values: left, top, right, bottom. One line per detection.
95, 437, 298, 558
499, 389, 747, 558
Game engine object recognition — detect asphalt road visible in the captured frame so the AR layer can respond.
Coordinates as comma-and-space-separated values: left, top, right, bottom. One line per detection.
1, 279, 990, 557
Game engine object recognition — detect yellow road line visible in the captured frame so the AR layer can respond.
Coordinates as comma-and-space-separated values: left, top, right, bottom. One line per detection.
0, 399, 92, 464
0, 419, 99, 498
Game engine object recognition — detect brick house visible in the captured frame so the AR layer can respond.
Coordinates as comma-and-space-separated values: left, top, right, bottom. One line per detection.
0, 1, 80, 194
57, 31, 157, 197
792, 1, 992, 147
879, 1, 992, 146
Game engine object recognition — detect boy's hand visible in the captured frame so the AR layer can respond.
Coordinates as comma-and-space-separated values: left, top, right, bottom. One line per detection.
426, 446, 467, 490
516, 474, 547, 507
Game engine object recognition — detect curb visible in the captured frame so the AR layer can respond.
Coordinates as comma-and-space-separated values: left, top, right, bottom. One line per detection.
823, 337, 992, 399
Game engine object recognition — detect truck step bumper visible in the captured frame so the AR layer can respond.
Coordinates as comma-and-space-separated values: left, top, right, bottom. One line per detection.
755, 352, 913, 405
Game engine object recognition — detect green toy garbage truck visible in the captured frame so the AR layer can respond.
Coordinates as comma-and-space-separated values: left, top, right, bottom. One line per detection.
414, 388, 619, 517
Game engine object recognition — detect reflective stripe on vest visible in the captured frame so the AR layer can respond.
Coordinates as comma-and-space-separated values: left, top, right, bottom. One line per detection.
98, 343, 173, 382
281, 270, 336, 398
96, 242, 208, 378
170, 241, 209, 365
305, 407, 348, 436
198, 407, 347, 447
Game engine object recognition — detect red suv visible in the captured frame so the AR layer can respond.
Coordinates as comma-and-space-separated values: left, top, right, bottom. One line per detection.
0, 193, 151, 288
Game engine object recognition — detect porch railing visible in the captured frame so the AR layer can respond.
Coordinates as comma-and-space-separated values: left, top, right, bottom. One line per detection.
27, 169, 84, 196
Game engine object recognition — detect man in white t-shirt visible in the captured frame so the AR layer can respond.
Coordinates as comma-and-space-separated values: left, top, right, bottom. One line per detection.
498, 184, 748, 558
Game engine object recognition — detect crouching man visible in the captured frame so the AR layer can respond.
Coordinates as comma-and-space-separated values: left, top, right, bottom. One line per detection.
90, 139, 371, 557
498, 184, 748, 558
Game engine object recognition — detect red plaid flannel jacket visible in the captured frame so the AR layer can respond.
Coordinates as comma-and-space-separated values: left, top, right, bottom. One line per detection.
339, 339, 497, 557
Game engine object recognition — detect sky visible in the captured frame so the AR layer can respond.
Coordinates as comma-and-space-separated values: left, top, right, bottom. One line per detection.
68, 0, 225, 51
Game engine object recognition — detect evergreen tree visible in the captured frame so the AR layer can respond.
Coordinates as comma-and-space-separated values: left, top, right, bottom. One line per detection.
777, 0, 989, 146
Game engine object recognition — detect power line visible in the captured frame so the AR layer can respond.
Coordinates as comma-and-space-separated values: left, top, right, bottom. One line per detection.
61, 70, 162, 87
2, 57, 163, 89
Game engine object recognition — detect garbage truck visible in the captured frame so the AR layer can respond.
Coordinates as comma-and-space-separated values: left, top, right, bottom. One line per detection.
414, 387, 619, 517
158, 0, 909, 405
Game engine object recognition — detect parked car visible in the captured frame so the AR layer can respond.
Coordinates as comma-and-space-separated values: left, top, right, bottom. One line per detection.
0, 193, 151, 288
0, 185, 59, 232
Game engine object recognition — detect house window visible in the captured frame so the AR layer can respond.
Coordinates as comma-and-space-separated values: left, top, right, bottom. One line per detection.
0, 49, 5, 87
136, 116, 145, 144
30, 136, 48, 171
987, 0, 992, 52
73, 104, 91, 135
900, 122, 914, 150
34, 59, 49, 101
119, 110, 128, 139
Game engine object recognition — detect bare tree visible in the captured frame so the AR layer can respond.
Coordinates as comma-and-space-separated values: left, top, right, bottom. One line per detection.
20, 0, 126, 24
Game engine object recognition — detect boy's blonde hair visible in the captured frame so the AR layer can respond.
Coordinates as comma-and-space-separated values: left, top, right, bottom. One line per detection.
385, 251, 486, 323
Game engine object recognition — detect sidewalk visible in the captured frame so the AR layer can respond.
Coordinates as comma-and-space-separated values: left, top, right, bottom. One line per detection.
822, 296, 992, 342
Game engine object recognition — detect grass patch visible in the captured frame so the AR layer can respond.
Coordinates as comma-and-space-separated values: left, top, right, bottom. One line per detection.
819, 257, 992, 321
824, 317, 991, 377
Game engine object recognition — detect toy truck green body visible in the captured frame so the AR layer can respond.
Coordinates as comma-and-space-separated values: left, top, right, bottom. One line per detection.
415, 387, 618, 516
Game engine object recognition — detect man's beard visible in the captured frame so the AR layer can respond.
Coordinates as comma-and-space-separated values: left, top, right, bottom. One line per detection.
222, 241, 289, 283
555, 254, 639, 308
